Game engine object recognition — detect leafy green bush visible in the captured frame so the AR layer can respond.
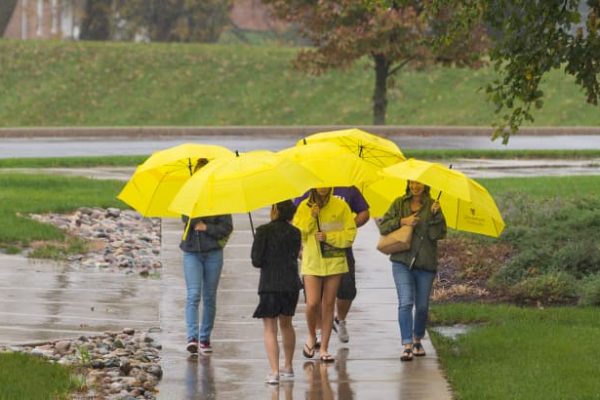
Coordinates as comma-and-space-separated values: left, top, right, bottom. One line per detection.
488, 191, 600, 304
578, 274, 600, 306
509, 272, 577, 304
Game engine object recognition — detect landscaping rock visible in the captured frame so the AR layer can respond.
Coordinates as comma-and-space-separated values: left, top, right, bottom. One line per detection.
29, 208, 161, 276
0, 329, 161, 400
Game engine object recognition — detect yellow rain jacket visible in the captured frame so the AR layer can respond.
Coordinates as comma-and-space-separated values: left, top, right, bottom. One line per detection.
293, 196, 357, 276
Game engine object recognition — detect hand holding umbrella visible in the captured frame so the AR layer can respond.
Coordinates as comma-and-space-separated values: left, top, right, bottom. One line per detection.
367, 158, 505, 237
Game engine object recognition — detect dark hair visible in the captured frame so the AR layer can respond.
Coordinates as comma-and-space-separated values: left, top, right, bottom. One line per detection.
405, 180, 431, 196
275, 200, 296, 221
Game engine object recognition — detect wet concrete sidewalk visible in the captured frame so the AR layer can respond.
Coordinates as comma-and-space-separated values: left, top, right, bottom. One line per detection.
0, 209, 453, 399
3, 157, 599, 182
0, 253, 160, 345
156, 212, 452, 400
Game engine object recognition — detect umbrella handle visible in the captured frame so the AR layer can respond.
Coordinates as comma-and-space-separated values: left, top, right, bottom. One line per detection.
182, 218, 192, 241
248, 212, 255, 238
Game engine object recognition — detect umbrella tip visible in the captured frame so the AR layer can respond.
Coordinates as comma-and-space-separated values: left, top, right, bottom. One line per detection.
235, 150, 240, 157
302, 138, 307, 145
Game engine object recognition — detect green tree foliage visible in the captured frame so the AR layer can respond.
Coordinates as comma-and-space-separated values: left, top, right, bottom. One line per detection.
261, 0, 487, 125
427, 0, 600, 143
115, 0, 233, 43
0, 0, 18, 36
80, 0, 112, 40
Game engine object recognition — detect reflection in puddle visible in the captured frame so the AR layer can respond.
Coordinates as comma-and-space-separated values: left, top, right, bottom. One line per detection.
302, 347, 354, 400
185, 354, 216, 400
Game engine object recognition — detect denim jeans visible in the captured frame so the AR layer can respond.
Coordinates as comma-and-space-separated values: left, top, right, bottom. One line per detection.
183, 250, 224, 342
391, 261, 436, 345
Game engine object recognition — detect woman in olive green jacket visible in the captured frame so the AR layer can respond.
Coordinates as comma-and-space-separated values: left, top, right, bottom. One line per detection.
378, 181, 446, 361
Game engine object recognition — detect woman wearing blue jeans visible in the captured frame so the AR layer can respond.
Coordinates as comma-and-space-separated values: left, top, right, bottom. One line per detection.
180, 214, 233, 354
378, 181, 446, 361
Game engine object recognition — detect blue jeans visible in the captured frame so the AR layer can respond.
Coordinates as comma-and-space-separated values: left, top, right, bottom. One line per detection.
183, 250, 224, 342
391, 262, 436, 345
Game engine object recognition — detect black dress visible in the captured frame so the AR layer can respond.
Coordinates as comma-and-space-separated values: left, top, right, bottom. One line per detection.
250, 220, 302, 318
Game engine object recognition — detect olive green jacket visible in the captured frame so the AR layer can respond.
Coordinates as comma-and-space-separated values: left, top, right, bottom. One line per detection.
378, 194, 447, 272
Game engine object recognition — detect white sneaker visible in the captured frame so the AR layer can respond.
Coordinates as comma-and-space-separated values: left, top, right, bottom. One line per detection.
279, 368, 294, 380
334, 318, 349, 343
265, 373, 279, 385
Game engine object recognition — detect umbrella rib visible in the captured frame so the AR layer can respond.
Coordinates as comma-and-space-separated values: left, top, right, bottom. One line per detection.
143, 169, 183, 216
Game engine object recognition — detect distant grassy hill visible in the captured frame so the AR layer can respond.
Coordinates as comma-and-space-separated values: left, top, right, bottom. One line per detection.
0, 40, 598, 127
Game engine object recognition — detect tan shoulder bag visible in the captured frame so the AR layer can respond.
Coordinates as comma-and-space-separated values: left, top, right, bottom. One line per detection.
376, 224, 414, 255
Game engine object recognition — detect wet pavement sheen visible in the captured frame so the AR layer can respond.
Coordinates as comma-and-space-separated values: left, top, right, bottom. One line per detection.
5, 152, 598, 398
0, 180, 451, 398
156, 213, 452, 400
3, 135, 600, 159
0, 254, 160, 345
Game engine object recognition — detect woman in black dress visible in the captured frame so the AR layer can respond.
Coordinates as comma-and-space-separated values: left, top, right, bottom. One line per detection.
251, 200, 302, 385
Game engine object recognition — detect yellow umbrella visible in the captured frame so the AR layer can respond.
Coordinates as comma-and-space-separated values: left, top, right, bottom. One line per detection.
278, 142, 379, 187
117, 143, 234, 217
297, 128, 406, 168
366, 159, 505, 237
168, 150, 324, 219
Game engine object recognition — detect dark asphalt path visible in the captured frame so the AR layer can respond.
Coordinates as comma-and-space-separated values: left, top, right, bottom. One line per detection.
2, 135, 600, 158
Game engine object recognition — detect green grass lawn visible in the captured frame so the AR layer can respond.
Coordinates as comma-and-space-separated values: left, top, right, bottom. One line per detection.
430, 304, 600, 400
1, 40, 599, 127
0, 155, 146, 168
0, 149, 598, 169
481, 174, 600, 199
0, 352, 80, 400
0, 173, 123, 253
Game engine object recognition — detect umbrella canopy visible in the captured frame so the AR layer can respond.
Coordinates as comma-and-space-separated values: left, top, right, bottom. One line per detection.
168, 150, 324, 218
297, 128, 406, 168
278, 142, 379, 187
366, 159, 505, 237
117, 143, 234, 217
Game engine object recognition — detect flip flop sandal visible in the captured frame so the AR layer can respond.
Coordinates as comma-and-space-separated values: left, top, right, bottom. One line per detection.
413, 342, 426, 357
400, 348, 413, 361
303, 342, 315, 359
320, 353, 335, 363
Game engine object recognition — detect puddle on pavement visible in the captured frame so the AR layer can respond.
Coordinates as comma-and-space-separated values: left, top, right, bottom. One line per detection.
431, 323, 473, 340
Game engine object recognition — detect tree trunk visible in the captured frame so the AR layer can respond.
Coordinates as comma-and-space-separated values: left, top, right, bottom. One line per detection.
80, 0, 112, 40
372, 54, 390, 125
0, 0, 18, 37
149, 0, 183, 42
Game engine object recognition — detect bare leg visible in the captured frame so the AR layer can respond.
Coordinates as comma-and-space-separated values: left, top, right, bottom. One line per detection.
303, 275, 323, 350
320, 274, 342, 356
278, 315, 295, 371
336, 298, 352, 321
315, 283, 324, 335
263, 318, 279, 374
315, 306, 322, 335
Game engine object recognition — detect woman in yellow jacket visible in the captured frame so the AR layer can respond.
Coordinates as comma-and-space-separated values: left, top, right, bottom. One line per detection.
293, 187, 356, 362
